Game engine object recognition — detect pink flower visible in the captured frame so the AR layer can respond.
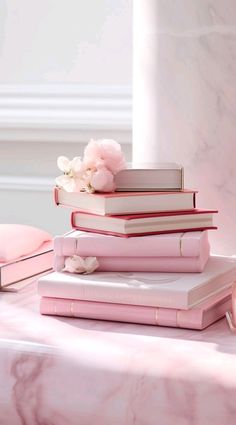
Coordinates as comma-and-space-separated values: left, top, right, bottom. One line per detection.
83, 139, 126, 174
55, 139, 126, 194
90, 168, 116, 192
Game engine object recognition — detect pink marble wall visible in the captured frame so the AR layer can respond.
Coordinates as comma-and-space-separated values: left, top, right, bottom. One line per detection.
133, 0, 236, 255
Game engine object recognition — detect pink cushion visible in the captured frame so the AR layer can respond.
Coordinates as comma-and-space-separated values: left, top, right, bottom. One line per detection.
0, 224, 52, 262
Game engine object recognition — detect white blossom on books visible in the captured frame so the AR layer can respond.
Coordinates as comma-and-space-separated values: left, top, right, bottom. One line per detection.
55, 139, 126, 193
63, 255, 99, 274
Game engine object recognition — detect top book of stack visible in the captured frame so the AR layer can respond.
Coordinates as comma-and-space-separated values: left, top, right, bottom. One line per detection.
114, 163, 184, 191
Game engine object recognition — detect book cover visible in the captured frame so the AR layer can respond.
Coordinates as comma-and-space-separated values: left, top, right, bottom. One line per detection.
54, 187, 197, 216
54, 230, 210, 258
0, 241, 53, 288
39, 287, 231, 330
71, 209, 217, 237
38, 256, 236, 310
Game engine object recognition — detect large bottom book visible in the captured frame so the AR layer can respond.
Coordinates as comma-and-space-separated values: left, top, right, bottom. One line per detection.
38, 256, 236, 310
39, 287, 231, 330
0, 241, 53, 288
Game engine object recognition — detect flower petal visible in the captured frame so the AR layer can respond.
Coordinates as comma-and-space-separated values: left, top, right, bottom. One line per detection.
55, 175, 75, 192
63, 255, 86, 273
73, 177, 85, 192
57, 156, 70, 173
90, 168, 115, 192
84, 257, 99, 273
70, 156, 83, 173
63, 255, 98, 274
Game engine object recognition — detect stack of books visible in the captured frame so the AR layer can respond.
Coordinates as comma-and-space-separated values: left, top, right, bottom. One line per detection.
38, 164, 236, 329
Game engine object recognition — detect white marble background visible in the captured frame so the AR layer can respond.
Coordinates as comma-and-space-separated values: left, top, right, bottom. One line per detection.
133, 0, 236, 255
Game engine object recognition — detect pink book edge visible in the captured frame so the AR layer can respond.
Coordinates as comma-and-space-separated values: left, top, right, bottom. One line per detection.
71, 209, 218, 220
55, 186, 198, 199
40, 287, 231, 330
70, 223, 217, 238
0, 242, 53, 287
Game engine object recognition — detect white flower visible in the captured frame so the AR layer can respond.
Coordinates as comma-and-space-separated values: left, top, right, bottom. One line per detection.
63, 255, 99, 274
55, 156, 84, 192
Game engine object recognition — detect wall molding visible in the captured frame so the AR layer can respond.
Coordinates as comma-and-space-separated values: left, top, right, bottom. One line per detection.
0, 84, 132, 143
0, 175, 53, 192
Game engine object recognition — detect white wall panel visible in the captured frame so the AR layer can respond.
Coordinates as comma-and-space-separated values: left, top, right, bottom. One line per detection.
0, 1, 132, 234
0, 0, 132, 85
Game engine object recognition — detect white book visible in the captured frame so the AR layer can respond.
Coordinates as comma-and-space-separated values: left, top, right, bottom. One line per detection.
71, 209, 217, 236
38, 256, 236, 310
54, 187, 196, 216
114, 163, 184, 191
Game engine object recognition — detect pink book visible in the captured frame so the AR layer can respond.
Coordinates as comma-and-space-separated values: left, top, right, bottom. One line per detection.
71, 209, 217, 237
54, 187, 197, 215
0, 241, 53, 288
38, 256, 236, 310
54, 254, 209, 273
54, 230, 210, 258
54, 230, 210, 273
39, 287, 231, 330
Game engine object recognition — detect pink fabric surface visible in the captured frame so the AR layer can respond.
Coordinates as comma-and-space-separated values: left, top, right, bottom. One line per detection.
0, 281, 236, 425
54, 230, 210, 258
40, 287, 231, 330
54, 253, 209, 272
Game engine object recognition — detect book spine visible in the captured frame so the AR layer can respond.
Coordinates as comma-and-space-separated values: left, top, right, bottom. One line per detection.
39, 297, 183, 327
54, 229, 210, 258
53, 236, 62, 256
182, 231, 210, 257
53, 256, 65, 272
56, 228, 187, 257
54, 236, 77, 256
40, 296, 230, 330
53, 254, 209, 273
178, 295, 231, 329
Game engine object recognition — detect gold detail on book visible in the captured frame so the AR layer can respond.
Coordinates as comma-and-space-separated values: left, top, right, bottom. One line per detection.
54, 304, 57, 315
155, 309, 159, 325
70, 301, 75, 316
179, 233, 185, 257
176, 310, 181, 327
